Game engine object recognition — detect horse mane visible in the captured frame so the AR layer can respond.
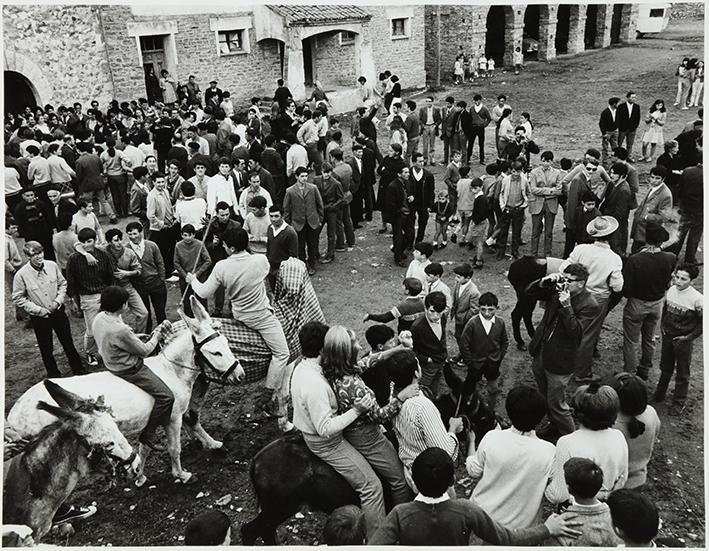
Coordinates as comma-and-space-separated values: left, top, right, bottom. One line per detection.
21, 421, 80, 498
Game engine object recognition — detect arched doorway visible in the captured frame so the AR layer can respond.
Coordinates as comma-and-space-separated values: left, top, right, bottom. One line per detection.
611, 4, 623, 43
523, 5, 540, 60
4, 71, 38, 114
585, 4, 599, 49
555, 5, 571, 54
485, 6, 507, 65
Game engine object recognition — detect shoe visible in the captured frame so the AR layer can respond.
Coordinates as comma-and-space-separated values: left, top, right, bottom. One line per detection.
53, 505, 97, 526
109, 218, 118, 225
320, 257, 333, 264
378, 228, 388, 234
574, 374, 601, 384
511, 251, 520, 259
439, 242, 447, 249
166, 274, 179, 283
307, 266, 316, 276
474, 261, 484, 269
86, 354, 99, 367
139, 433, 167, 451
335, 247, 347, 252
516, 341, 527, 351
353, 223, 362, 229
450, 234, 457, 244
346, 247, 354, 252
593, 348, 601, 359
458, 241, 467, 247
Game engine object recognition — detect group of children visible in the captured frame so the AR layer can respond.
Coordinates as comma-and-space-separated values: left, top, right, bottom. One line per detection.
454, 52, 497, 84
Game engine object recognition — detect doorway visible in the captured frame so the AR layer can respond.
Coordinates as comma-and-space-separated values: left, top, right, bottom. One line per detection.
555, 5, 571, 54
523, 5, 540, 60
585, 4, 599, 49
140, 35, 167, 104
302, 37, 314, 86
611, 4, 623, 44
485, 6, 507, 65
4, 71, 38, 114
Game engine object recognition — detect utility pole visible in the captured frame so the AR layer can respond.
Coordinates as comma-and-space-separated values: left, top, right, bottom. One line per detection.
436, 6, 441, 87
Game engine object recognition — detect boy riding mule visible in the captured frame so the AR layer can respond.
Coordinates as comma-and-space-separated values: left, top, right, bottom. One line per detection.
7, 294, 245, 486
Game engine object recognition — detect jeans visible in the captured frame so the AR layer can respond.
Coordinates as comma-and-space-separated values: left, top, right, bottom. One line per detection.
114, 362, 175, 440
390, 214, 407, 262
322, 208, 338, 259
530, 206, 557, 257
617, 129, 637, 158
412, 209, 429, 243
80, 189, 115, 219
305, 143, 322, 175
234, 308, 289, 390
137, 285, 167, 332
623, 297, 663, 376
79, 293, 102, 356
466, 126, 486, 163
675, 77, 691, 106
532, 354, 575, 435
419, 360, 443, 398
601, 130, 619, 167
405, 137, 420, 164
442, 137, 451, 164
664, 210, 702, 263
303, 433, 385, 539
451, 132, 467, 162
344, 424, 413, 506
336, 204, 355, 249
657, 333, 693, 402
690, 80, 704, 106
573, 293, 610, 378
30, 307, 85, 377
563, 227, 576, 259
297, 225, 320, 268
421, 126, 437, 163
496, 207, 526, 255
149, 224, 178, 275
107, 174, 128, 217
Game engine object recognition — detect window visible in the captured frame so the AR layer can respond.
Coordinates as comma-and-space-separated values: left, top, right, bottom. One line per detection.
649, 8, 664, 18
139, 35, 164, 52
391, 18, 408, 38
218, 30, 245, 55
339, 31, 356, 45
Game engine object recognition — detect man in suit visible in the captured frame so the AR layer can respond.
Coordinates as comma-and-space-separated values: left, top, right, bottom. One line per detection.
630, 165, 674, 253
526, 263, 600, 440
407, 152, 435, 245
449, 262, 480, 345
245, 128, 264, 159
283, 167, 324, 275
385, 165, 412, 267
355, 137, 378, 222
617, 91, 641, 162
418, 96, 442, 166
441, 96, 456, 165
599, 97, 620, 167
348, 144, 364, 227
601, 162, 633, 256
451, 101, 470, 164
410, 291, 448, 398
466, 94, 492, 165
528, 151, 562, 257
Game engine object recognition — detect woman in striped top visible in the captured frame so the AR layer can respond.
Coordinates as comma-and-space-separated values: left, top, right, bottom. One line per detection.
322, 326, 419, 506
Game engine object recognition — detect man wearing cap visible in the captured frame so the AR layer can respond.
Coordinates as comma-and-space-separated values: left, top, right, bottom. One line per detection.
12, 240, 85, 378
204, 80, 223, 110
559, 216, 624, 383
621, 222, 676, 377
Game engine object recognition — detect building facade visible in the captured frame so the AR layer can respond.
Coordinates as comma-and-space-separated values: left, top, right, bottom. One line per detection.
424, 3, 642, 83
3, 4, 425, 114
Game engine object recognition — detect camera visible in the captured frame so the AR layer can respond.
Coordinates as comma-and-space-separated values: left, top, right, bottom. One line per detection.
555, 278, 569, 294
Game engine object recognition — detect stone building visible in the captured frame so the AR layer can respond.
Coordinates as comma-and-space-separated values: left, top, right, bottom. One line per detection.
425, 4, 642, 83
3, 4, 425, 114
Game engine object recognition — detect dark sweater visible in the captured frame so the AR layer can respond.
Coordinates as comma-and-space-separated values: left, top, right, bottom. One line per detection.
75, 153, 104, 193
471, 194, 489, 225
369, 499, 550, 546
678, 165, 702, 214
411, 315, 447, 365
622, 250, 676, 301
266, 224, 298, 272
469, 106, 492, 128
459, 316, 508, 369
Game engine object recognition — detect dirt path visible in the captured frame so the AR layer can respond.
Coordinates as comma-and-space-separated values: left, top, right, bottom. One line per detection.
4, 18, 704, 546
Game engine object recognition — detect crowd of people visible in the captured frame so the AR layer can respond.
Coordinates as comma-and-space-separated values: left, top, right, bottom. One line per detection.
3, 52, 704, 545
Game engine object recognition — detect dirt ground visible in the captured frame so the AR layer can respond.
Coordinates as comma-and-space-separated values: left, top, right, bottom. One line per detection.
3, 18, 705, 547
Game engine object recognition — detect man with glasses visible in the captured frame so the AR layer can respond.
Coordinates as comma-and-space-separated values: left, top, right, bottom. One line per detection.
562, 157, 602, 258
12, 241, 85, 378
526, 263, 599, 440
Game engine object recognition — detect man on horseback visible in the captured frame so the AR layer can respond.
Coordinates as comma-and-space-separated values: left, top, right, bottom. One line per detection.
187, 227, 289, 416
92, 285, 174, 450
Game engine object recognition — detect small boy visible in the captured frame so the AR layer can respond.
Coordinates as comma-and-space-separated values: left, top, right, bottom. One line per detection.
175, 180, 207, 238
323, 505, 367, 545
443, 150, 462, 213
71, 199, 104, 243
607, 489, 660, 548
406, 241, 433, 288
432, 189, 455, 249
364, 277, 425, 333
53, 212, 79, 274
459, 291, 508, 409
184, 510, 232, 546
424, 262, 452, 315
465, 178, 489, 266
487, 56, 496, 78
573, 190, 601, 246
243, 195, 271, 254
513, 46, 524, 75
5, 215, 26, 322
370, 447, 580, 545
450, 263, 480, 347
654, 263, 703, 413
552, 458, 620, 546
453, 166, 474, 245
174, 224, 211, 317
478, 53, 488, 78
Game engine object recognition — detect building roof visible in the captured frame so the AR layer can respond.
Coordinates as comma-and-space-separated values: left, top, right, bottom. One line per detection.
270, 5, 371, 26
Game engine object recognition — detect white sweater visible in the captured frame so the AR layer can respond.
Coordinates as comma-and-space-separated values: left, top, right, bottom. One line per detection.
614, 407, 661, 489
466, 428, 555, 529
545, 427, 629, 504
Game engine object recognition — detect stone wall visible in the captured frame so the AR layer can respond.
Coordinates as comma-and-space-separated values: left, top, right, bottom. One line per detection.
3, 4, 114, 107
99, 5, 282, 110
669, 2, 704, 20
310, 30, 357, 88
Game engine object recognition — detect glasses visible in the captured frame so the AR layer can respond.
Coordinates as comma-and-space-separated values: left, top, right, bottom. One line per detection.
565, 278, 583, 283
586, 166, 598, 172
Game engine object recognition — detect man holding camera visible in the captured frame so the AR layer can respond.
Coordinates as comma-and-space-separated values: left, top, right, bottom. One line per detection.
526, 263, 600, 440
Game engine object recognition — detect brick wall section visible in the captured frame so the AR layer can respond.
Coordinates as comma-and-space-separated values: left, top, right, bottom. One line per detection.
310, 31, 357, 88
99, 5, 283, 110
538, 5, 558, 61
669, 2, 704, 20
366, 5, 426, 91
566, 4, 588, 55
595, 5, 614, 49
3, 5, 114, 107
619, 4, 639, 43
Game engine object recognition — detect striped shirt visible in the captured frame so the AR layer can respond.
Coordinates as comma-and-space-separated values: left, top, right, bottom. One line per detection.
393, 394, 458, 468
66, 248, 114, 297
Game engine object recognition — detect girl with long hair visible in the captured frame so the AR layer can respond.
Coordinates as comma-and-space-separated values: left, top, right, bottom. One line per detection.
641, 99, 666, 162
496, 108, 514, 157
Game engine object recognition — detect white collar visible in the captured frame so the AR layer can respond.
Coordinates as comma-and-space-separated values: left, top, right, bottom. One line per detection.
415, 493, 450, 504
271, 222, 289, 237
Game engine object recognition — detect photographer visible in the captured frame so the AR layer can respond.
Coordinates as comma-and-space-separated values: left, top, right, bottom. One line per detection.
501, 125, 540, 167
525, 263, 600, 441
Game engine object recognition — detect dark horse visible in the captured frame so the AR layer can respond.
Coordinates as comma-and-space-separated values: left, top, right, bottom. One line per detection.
241, 362, 499, 545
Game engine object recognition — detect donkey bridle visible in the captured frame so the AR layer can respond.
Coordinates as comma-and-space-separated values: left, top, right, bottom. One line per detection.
191, 332, 241, 385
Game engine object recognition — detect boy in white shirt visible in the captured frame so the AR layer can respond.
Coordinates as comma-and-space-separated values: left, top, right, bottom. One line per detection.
244, 195, 271, 254
206, 158, 239, 215
405, 241, 433, 290
175, 181, 207, 236
487, 57, 496, 78
71, 199, 104, 244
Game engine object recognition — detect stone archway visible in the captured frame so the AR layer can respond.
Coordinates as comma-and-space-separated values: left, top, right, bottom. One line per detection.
523, 4, 541, 60
556, 5, 572, 54
3, 48, 53, 108
585, 4, 599, 49
485, 5, 516, 67
4, 71, 38, 114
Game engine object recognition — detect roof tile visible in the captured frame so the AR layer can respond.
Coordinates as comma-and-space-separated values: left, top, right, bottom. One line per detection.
270, 5, 370, 25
